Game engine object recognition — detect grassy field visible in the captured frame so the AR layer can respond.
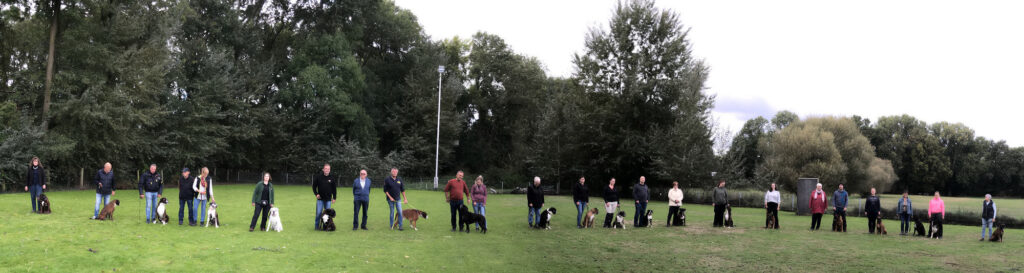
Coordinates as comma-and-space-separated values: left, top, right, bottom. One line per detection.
875, 194, 1023, 218
1, 184, 1022, 272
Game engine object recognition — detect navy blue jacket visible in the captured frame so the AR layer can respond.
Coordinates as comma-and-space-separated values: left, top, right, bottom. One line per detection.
27, 166, 46, 187
352, 177, 371, 201
138, 171, 163, 194
95, 169, 115, 194
383, 176, 405, 201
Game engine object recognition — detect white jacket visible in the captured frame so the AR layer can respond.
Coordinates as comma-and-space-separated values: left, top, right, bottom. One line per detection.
668, 188, 684, 207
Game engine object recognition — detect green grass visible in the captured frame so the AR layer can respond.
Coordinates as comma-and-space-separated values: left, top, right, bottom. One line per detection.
1, 184, 1022, 272
876, 194, 1023, 218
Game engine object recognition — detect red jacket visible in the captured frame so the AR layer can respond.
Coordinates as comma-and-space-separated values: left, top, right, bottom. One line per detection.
810, 190, 828, 214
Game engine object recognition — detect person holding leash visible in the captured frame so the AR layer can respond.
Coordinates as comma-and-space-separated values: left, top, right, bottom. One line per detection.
25, 157, 47, 213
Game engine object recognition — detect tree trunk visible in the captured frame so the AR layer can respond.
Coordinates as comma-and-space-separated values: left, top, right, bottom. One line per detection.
42, 0, 61, 130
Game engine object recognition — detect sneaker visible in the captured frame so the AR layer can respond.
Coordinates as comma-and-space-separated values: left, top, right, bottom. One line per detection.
979, 238, 985, 241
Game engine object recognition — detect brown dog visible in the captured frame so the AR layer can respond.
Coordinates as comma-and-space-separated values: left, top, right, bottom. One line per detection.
876, 218, 887, 235
97, 199, 120, 220
395, 209, 428, 231
990, 224, 1004, 242
832, 213, 845, 232
583, 208, 599, 228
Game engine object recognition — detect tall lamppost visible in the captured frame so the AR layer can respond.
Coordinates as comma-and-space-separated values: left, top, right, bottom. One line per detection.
434, 65, 445, 189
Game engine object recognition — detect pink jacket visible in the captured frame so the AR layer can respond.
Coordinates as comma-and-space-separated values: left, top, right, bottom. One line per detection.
928, 198, 945, 217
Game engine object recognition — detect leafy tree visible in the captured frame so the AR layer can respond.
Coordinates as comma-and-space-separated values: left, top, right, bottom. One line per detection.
872, 115, 951, 193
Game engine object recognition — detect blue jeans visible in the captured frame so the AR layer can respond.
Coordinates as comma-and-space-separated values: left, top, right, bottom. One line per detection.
194, 199, 208, 224
315, 200, 331, 230
144, 192, 159, 222
93, 193, 111, 218
634, 201, 648, 227
575, 201, 588, 227
473, 203, 486, 229
179, 198, 195, 224
528, 206, 542, 226
899, 213, 911, 234
388, 200, 404, 229
982, 218, 994, 239
29, 185, 42, 212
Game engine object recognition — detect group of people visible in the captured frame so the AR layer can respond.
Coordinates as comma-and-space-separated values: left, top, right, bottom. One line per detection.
566, 176, 683, 229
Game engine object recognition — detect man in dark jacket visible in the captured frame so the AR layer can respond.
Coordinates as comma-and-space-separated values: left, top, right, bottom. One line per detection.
572, 177, 589, 228
633, 176, 650, 227
138, 164, 163, 223
25, 157, 46, 212
712, 180, 728, 227
527, 177, 545, 228
312, 163, 337, 230
178, 168, 196, 226
864, 187, 881, 234
92, 162, 116, 219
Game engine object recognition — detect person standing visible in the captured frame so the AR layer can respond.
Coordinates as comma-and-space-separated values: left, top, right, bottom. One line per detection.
527, 177, 545, 228
832, 184, 849, 232
25, 157, 47, 213
178, 168, 196, 226
572, 177, 589, 229
602, 178, 620, 228
864, 188, 881, 234
667, 181, 684, 227
192, 167, 214, 226
897, 191, 913, 235
712, 180, 728, 227
981, 194, 997, 241
138, 164, 162, 223
312, 164, 337, 230
809, 183, 827, 231
249, 172, 275, 232
92, 162, 116, 219
443, 171, 470, 232
764, 183, 780, 229
352, 169, 371, 230
383, 168, 408, 231
470, 175, 488, 230
928, 191, 945, 239
633, 176, 650, 227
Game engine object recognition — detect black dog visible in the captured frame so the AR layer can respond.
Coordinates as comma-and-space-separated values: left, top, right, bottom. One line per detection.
990, 224, 1004, 242
458, 204, 487, 233
612, 211, 627, 229
38, 194, 51, 214
928, 218, 943, 239
724, 204, 735, 228
913, 217, 926, 236
643, 209, 654, 227
537, 207, 557, 230
320, 208, 336, 231
674, 208, 687, 226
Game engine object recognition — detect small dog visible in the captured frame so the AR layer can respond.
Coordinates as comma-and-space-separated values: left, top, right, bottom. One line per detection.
724, 204, 734, 228
97, 200, 120, 220
876, 218, 888, 235
928, 219, 943, 239
37, 194, 51, 214
913, 217, 927, 236
989, 224, 1004, 242
396, 209, 428, 231
832, 214, 845, 232
153, 198, 169, 225
612, 211, 627, 229
676, 208, 687, 226
644, 209, 654, 227
458, 205, 486, 233
766, 210, 777, 229
582, 208, 599, 228
267, 207, 283, 232
320, 208, 336, 231
536, 207, 557, 230
206, 201, 220, 228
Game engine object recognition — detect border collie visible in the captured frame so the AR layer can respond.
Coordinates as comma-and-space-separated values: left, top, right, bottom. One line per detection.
612, 211, 627, 229
536, 207, 557, 230
154, 198, 169, 225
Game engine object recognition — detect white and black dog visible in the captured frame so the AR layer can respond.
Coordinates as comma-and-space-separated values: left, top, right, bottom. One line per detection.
536, 207, 557, 229
645, 209, 654, 227
612, 211, 627, 229
724, 204, 735, 228
206, 201, 220, 228
267, 207, 283, 232
320, 208, 336, 231
153, 197, 169, 225
37, 193, 51, 214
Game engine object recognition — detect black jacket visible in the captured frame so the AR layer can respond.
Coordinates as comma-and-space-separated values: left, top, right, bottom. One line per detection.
603, 186, 620, 202
527, 184, 545, 207
633, 183, 649, 202
572, 182, 589, 203
179, 175, 196, 200
94, 169, 115, 194
865, 195, 881, 216
26, 166, 46, 187
312, 172, 337, 201
138, 171, 163, 194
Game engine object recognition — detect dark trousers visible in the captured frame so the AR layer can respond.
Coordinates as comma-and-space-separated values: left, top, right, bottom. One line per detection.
250, 202, 270, 230
931, 213, 943, 238
867, 214, 878, 234
900, 213, 911, 234
633, 201, 648, 227
835, 208, 847, 232
766, 202, 779, 229
713, 204, 725, 227
811, 213, 823, 230
353, 200, 368, 229
29, 185, 42, 212
179, 198, 195, 224
449, 200, 464, 229
603, 213, 614, 228
667, 206, 680, 226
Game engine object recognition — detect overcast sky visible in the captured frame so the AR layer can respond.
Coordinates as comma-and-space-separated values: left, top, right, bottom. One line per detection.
394, 0, 1024, 147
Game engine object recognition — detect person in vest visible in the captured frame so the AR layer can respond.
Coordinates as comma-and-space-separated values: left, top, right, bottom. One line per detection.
192, 167, 214, 226
25, 157, 47, 213
138, 164, 162, 223
809, 183, 827, 231
897, 191, 913, 235
981, 194, 997, 241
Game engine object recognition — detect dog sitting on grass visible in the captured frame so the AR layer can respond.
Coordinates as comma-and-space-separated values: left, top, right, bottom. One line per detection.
320, 208, 336, 231
928, 218, 942, 239
536, 207, 556, 230
831, 213, 845, 232
875, 218, 888, 235
582, 208, 599, 228
154, 198, 169, 225
37, 194, 51, 214
724, 204, 735, 228
644, 209, 654, 227
206, 201, 220, 228
675, 208, 687, 226
913, 217, 927, 236
96, 200, 120, 221
267, 207, 283, 232
612, 211, 627, 229
990, 224, 1004, 242
766, 210, 777, 229
458, 204, 487, 233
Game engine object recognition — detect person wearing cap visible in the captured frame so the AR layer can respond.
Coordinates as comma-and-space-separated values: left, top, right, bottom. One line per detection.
138, 163, 162, 223
178, 168, 197, 226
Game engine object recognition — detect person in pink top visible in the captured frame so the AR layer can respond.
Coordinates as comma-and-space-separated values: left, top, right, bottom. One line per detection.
928, 191, 945, 239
